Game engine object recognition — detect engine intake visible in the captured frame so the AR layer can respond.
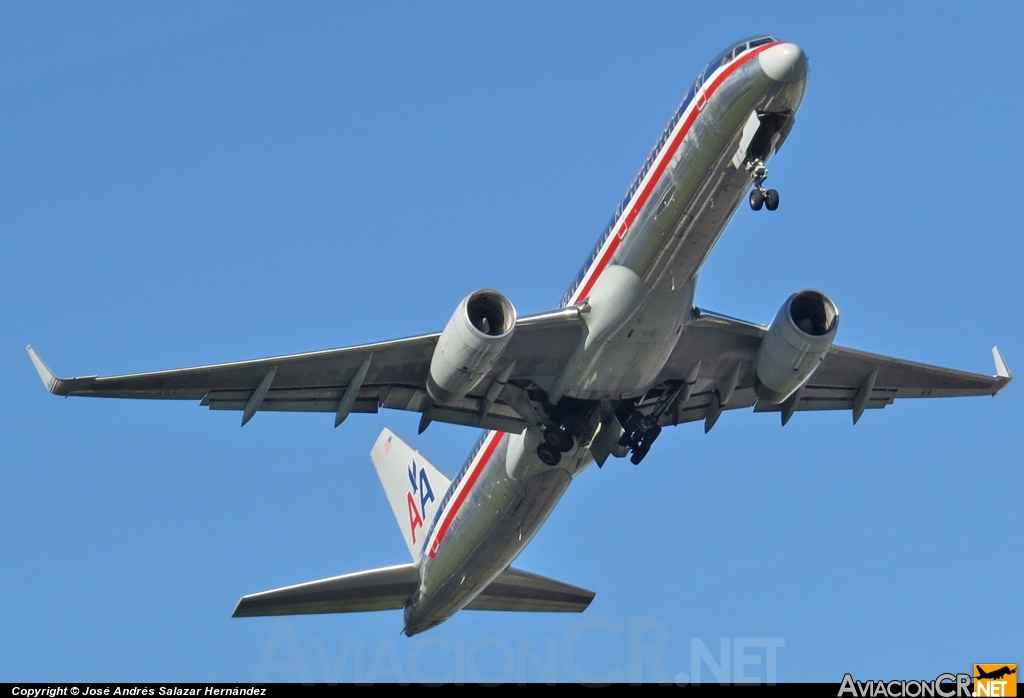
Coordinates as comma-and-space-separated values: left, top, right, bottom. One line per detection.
754, 290, 839, 404
427, 290, 517, 403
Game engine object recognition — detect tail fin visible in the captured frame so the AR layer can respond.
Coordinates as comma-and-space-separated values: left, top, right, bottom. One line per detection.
370, 428, 451, 560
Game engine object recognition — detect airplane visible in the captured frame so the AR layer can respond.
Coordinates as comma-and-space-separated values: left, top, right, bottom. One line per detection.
26, 36, 1012, 636
975, 666, 1016, 681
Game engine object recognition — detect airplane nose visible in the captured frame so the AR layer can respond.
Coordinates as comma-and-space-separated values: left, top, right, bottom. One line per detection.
759, 42, 807, 83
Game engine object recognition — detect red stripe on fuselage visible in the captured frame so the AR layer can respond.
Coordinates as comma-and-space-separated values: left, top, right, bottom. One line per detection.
569, 41, 779, 306
428, 430, 503, 557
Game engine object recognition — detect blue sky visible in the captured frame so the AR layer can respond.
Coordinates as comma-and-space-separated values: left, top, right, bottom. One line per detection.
2, 1, 1021, 683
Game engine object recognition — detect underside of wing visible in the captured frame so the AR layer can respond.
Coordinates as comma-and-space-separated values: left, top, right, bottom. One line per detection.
232, 564, 420, 617
649, 308, 1011, 428
464, 567, 595, 613
27, 307, 583, 432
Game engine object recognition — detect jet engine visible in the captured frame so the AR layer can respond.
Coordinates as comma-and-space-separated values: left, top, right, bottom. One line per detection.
754, 290, 839, 403
426, 290, 517, 403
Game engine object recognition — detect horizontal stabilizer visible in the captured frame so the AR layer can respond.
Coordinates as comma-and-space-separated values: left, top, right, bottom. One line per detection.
232, 563, 419, 618
465, 567, 595, 613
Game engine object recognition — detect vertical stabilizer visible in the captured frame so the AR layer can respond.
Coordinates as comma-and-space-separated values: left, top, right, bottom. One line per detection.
370, 428, 452, 560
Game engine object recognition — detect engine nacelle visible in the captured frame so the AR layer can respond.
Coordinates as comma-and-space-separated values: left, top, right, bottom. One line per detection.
754, 290, 839, 404
426, 290, 517, 403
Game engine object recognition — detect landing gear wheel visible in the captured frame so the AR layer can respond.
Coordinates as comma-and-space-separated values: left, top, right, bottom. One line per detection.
543, 424, 575, 453
537, 442, 562, 466
764, 189, 779, 211
749, 188, 765, 211
630, 445, 651, 465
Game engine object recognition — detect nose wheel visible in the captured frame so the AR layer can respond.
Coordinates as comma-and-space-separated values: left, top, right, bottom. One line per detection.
747, 161, 779, 211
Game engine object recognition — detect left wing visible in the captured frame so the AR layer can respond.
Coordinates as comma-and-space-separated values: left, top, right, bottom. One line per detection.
27, 307, 583, 433
649, 309, 1011, 428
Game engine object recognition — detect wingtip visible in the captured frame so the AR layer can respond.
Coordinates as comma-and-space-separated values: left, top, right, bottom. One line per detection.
992, 346, 1012, 380
26, 345, 59, 393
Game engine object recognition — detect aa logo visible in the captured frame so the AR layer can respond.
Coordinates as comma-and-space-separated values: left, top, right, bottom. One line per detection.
974, 664, 1017, 697
405, 458, 435, 545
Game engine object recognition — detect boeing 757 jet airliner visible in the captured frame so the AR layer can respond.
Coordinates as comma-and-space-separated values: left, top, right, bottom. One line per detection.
28, 37, 1011, 635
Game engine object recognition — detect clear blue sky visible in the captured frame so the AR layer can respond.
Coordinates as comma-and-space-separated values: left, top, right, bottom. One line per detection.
2, 1, 1021, 683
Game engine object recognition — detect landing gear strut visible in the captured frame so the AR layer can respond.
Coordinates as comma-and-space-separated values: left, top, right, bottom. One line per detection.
747, 160, 779, 211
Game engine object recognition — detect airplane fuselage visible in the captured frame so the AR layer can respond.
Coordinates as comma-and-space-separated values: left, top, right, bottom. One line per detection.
404, 39, 808, 634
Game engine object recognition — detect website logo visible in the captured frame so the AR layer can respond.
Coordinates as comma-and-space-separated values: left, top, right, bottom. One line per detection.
974, 664, 1017, 697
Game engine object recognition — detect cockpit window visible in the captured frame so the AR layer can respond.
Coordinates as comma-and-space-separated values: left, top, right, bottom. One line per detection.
692, 36, 779, 92
701, 36, 776, 80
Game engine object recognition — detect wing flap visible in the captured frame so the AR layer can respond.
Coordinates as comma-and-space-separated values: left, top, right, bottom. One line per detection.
232, 563, 419, 618
465, 567, 595, 613
752, 386, 896, 413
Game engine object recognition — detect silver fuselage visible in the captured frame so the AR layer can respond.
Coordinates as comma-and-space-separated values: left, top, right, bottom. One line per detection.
405, 40, 807, 635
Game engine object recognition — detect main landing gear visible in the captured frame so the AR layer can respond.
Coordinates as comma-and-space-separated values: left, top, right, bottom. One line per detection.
537, 422, 576, 466
620, 415, 662, 465
618, 382, 685, 465
747, 160, 779, 211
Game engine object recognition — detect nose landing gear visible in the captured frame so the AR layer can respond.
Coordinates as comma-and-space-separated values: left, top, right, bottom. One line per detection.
747, 161, 779, 211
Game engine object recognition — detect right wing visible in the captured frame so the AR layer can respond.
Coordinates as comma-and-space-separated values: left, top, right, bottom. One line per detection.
650, 309, 1011, 428
27, 307, 584, 432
